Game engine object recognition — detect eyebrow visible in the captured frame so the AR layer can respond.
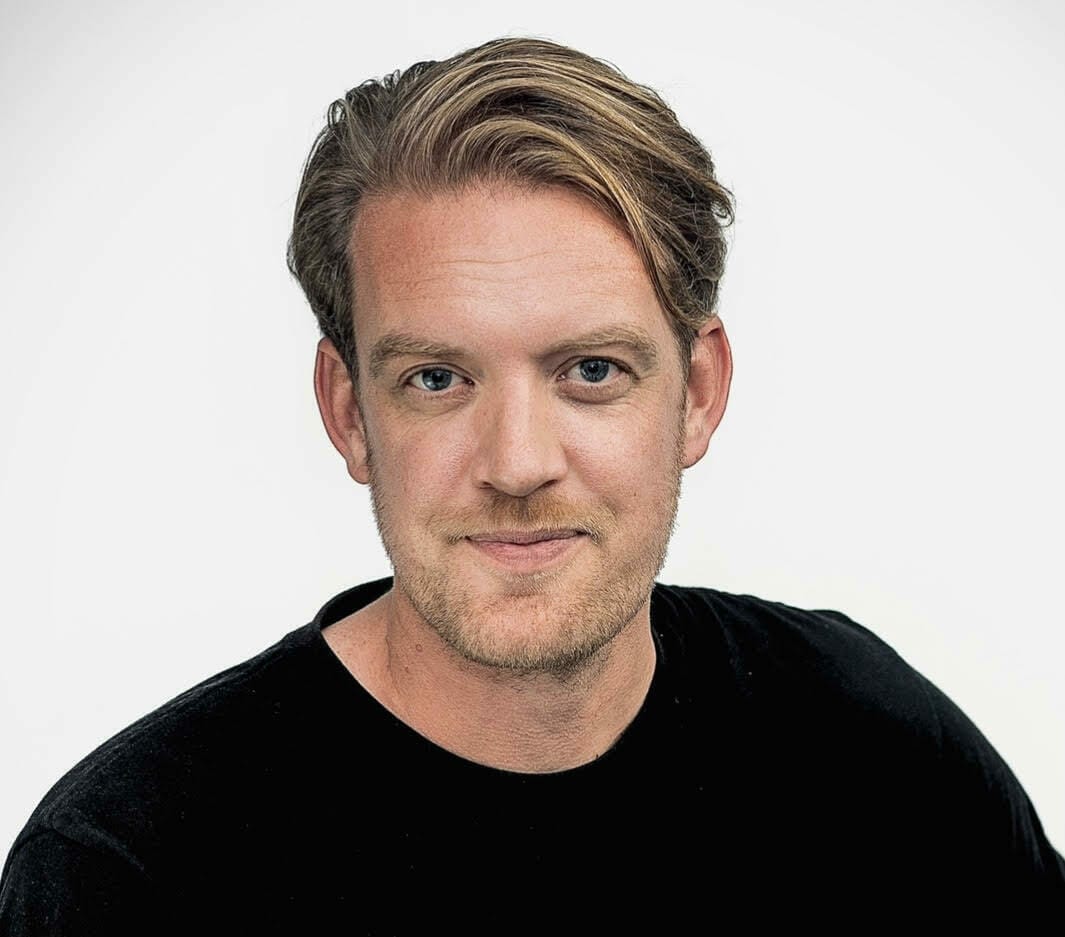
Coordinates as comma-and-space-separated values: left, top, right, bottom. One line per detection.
367, 325, 662, 380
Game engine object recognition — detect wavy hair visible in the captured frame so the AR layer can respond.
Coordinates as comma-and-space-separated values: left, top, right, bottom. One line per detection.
288, 36, 735, 387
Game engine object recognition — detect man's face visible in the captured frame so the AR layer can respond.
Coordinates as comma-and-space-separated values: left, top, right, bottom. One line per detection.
346, 183, 695, 674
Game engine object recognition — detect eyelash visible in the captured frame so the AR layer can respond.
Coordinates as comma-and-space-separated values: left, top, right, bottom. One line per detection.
402, 358, 632, 398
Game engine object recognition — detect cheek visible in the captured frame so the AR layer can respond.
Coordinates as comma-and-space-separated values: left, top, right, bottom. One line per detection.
562, 410, 679, 499
379, 423, 473, 502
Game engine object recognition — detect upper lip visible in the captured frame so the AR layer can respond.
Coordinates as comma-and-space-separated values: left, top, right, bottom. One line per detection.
468, 529, 581, 544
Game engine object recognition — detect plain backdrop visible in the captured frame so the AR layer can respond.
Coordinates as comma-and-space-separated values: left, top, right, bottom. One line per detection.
2, 0, 1063, 857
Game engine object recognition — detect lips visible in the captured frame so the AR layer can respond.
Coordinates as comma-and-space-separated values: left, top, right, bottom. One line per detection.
466, 530, 587, 573
467, 529, 581, 545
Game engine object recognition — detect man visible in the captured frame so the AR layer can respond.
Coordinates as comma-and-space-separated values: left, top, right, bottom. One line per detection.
1, 36, 1063, 932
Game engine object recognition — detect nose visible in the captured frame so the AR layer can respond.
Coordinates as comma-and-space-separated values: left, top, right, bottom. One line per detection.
472, 380, 568, 498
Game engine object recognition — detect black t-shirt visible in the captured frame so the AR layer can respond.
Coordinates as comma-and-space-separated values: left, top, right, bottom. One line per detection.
2, 576, 1063, 932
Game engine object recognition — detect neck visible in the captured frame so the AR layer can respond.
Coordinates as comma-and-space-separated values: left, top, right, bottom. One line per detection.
329, 586, 657, 774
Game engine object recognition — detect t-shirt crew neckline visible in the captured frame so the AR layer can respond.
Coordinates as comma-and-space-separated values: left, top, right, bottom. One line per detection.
300, 574, 673, 783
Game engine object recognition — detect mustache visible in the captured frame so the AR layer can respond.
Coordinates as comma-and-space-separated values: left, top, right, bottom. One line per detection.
429, 495, 614, 545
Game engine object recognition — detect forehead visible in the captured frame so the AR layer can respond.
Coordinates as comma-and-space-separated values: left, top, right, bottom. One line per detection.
347, 184, 668, 350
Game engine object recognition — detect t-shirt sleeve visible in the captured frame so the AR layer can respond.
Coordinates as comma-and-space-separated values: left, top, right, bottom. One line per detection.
910, 666, 1065, 910
0, 826, 163, 937
806, 604, 1065, 915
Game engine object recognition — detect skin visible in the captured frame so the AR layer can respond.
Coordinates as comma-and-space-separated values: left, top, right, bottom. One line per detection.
314, 182, 732, 773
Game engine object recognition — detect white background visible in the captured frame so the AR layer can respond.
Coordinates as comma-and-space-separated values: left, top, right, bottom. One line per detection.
2, 0, 1063, 857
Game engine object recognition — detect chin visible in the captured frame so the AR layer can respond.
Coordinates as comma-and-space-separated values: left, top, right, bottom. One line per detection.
448, 615, 621, 675
398, 566, 650, 677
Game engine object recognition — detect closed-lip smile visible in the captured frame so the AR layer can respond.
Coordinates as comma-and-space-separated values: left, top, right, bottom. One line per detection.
467, 529, 582, 545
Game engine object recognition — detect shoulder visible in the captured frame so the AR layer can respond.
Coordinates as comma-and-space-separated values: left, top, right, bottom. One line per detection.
652, 581, 1065, 903
6, 622, 324, 867
651, 581, 926, 713
652, 579, 989, 750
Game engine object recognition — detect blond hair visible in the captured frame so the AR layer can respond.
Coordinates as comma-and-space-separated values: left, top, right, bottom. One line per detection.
288, 36, 735, 385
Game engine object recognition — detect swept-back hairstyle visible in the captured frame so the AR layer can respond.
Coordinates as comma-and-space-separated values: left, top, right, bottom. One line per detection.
287, 36, 735, 387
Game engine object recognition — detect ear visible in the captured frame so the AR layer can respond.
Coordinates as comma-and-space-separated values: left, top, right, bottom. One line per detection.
314, 337, 372, 485
681, 316, 733, 469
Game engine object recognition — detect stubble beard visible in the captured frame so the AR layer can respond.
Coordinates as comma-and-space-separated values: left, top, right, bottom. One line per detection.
363, 410, 686, 678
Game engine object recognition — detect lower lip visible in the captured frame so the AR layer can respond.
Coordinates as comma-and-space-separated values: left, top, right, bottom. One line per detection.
466, 534, 587, 572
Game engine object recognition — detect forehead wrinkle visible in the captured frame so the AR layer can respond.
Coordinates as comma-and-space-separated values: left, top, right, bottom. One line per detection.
387, 250, 645, 282
351, 190, 653, 306
374, 259, 652, 306
374, 277, 657, 320
430, 250, 559, 266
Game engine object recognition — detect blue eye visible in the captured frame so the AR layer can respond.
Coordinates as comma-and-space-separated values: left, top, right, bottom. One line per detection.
573, 359, 615, 383
404, 358, 628, 397
411, 368, 456, 392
